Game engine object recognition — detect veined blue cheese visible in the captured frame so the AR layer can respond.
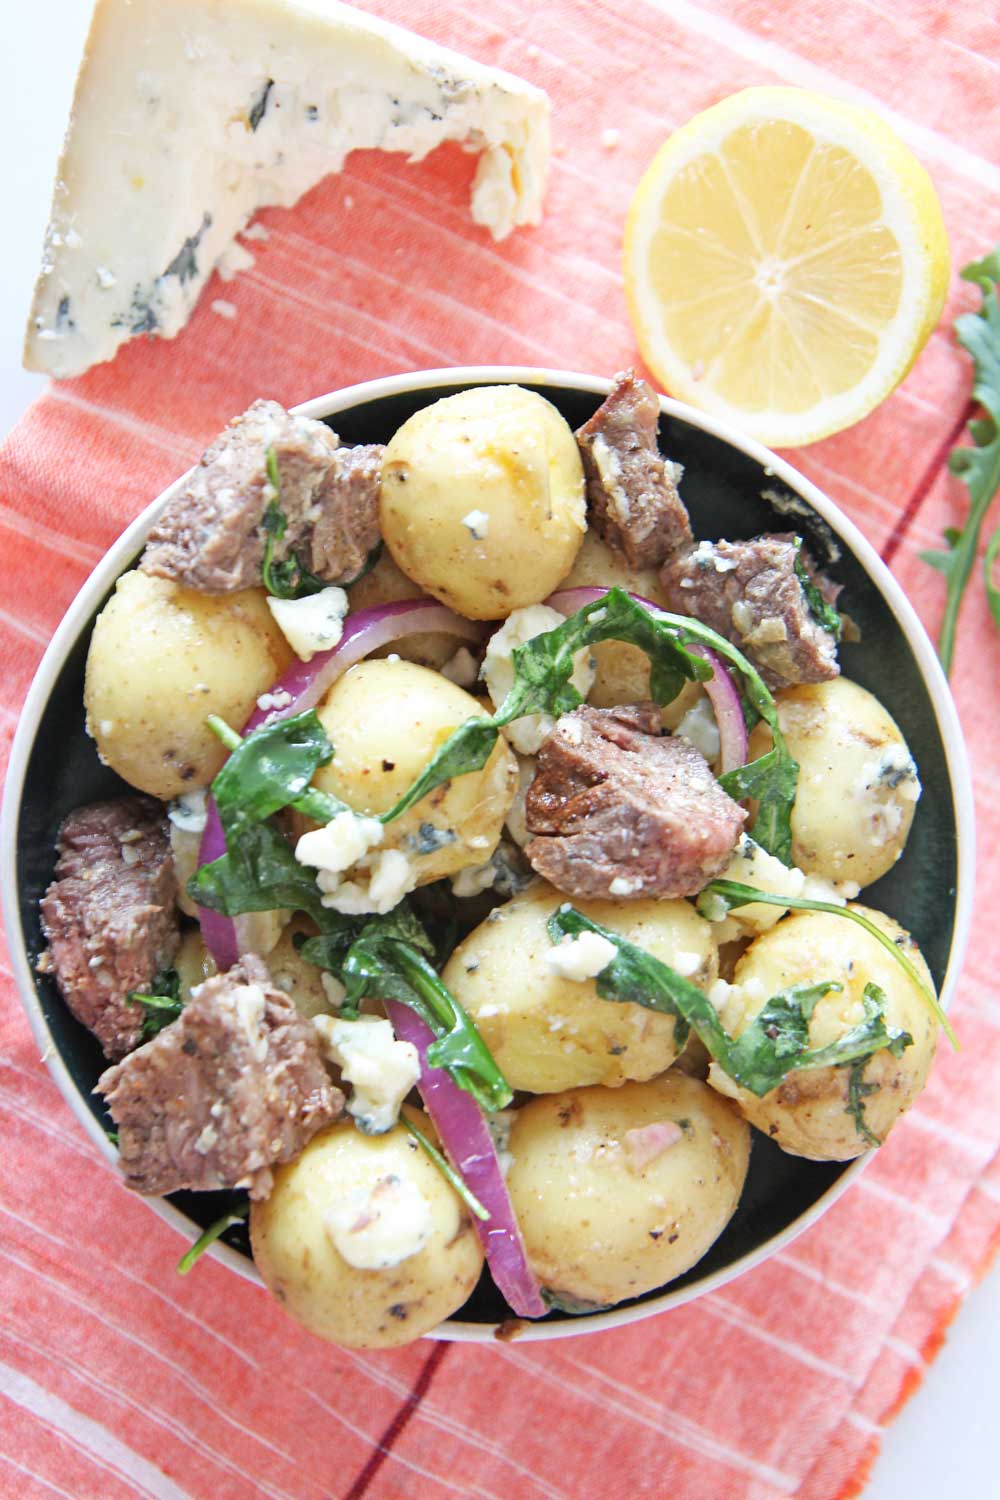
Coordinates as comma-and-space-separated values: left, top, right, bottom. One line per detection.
324, 1173, 432, 1270
314, 1014, 420, 1134
546, 930, 618, 982
267, 586, 348, 661
25, 0, 550, 377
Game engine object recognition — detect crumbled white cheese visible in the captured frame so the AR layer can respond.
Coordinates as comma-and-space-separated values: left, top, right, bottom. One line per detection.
216, 241, 255, 281
676, 693, 721, 765
546, 930, 618, 982
708, 978, 733, 1012
711, 835, 807, 935
210, 298, 238, 320
241, 221, 270, 242
256, 687, 294, 714
691, 539, 737, 574
462, 508, 490, 540
324, 1173, 433, 1270
267, 586, 348, 661
322, 848, 418, 915
120, 845, 141, 866
314, 1014, 420, 1135
608, 875, 641, 897
296, 810, 385, 878
451, 860, 499, 898
194, 1123, 219, 1154
234, 982, 268, 1062
439, 646, 479, 688
320, 973, 347, 1010
168, 789, 208, 834
671, 950, 702, 978
482, 605, 595, 755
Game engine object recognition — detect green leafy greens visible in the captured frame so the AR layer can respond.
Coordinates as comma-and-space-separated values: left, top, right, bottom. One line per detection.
921, 246, 1000, 673
176, 1204, 250, 1275
547, 905, 912, 1099
127, 967, 183, 1040
846, 1059, 882, 1148
698, 878, 956, 1046
260, 446, 330, 600
376, 588, 801, 865
793, 537, 842, 640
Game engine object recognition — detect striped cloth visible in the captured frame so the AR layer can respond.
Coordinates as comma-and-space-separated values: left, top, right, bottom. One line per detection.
2, 1, 999, 1496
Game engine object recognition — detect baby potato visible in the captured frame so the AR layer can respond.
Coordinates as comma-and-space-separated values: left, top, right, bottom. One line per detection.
506, 1074, 750, 1307
346, 549, 461, 671
251, 1113, 483, 1349
266, 917, 345, 1020
173, 929, 216, 1002
380, 385, 586, 619
310, 659, 516, 882
85, 571, 294, 799
748, 678, 921, 888
707, 906, 938, 1159
443, 882, 717, 1092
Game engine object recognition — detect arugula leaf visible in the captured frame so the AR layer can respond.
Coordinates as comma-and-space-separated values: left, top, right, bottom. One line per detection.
846, 1058, 882, 1148
986, 524, 1000, 632
378, 588, 800, 864
546, 906, 912, 1099
793, 537, 842, 641
260, 446, 330, 600
920, 245, 1000, 673
176, 1204, 250, 1275
191, 819, 340, 929
699, 878, 956, 1047
128, 967, 183, 1040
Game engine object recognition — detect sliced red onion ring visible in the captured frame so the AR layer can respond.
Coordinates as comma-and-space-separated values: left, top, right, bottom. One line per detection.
385, 1001, 546, 1321
195, 597, 482, 968
545, 586, 748, 773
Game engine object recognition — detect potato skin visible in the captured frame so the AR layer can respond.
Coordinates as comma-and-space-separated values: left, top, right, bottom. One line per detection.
310, 659, 516, 882
380, 385, 586, 619
85, 571, 294, 799
266, 917, 343, 1020
346, 549, 460, 671
442, 882, 717, 1092
250, 1114, 483, 1349
506, 1075, 750, 1306
708, 906, 938, 1159
749, 678, 921, 888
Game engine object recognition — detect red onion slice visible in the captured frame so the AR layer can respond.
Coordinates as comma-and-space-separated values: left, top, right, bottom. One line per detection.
385, 1001, 546, 1321
545, 586, 748, 772
195, 597, 482, 968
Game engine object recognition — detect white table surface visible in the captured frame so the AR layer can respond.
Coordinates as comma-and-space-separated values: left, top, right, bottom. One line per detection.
3, 5, 997, 1495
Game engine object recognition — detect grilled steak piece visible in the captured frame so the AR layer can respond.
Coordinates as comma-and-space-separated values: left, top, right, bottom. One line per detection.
525, 703, 745, 900
305, 443, 383, 584
576, 371, 692, 568
659, 534, 841, 691
97, 955, 342, 1199
40, 797, 180, 1061
141, 398, 383, 592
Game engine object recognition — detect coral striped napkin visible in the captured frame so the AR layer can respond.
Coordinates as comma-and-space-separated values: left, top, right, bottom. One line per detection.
3, 2, 999, 1496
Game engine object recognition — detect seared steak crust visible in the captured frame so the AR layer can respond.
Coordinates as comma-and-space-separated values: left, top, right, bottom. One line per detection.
576, 371, 692, 568
40, 797, 180, 1060
659, 534, 841, 691
525, 704, 745, 900
141, 399, 383, 592
97, 955, 342, 1199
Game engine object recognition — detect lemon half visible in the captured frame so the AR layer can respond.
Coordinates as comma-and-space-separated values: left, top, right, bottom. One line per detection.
624, 87, 950, 447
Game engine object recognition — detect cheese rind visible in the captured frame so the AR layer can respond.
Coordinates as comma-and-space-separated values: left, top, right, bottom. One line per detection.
25, 0, 550, 378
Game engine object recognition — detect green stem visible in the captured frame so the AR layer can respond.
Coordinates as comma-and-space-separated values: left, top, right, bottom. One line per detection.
176, 1205, 249, 1275
402, 1115, 490, 1222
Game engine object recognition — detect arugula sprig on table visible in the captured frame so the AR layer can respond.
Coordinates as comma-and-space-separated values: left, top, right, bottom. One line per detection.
921, 245, 1000, 673
546, 905, 912, 1098
377, 587, 802, 865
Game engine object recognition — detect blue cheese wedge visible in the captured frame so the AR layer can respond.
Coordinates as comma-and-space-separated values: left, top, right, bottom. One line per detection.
25, 0, 550, 377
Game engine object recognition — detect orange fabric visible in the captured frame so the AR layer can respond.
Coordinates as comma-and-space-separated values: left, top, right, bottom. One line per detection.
2, 2, 999, 1496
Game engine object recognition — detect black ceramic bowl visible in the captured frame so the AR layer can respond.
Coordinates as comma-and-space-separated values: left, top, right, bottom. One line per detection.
1, 367, 975, 1342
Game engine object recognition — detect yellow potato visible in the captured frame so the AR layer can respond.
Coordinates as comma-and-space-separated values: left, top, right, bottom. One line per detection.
173, 929, 216, 1002
266, 917, 345, 1020
443, 882, 717, 1092
311, 659, 516, 882
85, 571, 294, 799
380, 385, 586, 619
707, 905, 938, 1159
346, 549, 464, 671
250, 1113, 483, 1349
506, 1074, 750, 1306
749, 678, 921, 888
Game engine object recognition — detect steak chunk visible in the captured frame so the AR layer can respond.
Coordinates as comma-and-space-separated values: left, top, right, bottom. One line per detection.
576, 371, 691, 568
97, 955, 342, 1199
524, 704, 745, 900
141, 398, 383, 592
659, 535, 841, 692
40, 797, 180, 1061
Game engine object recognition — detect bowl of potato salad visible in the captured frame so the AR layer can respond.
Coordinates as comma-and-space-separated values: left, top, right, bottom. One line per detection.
2, 366, 974, 1348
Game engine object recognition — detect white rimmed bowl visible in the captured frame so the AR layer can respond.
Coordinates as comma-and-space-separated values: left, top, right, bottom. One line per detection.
1, 366, 975, 1343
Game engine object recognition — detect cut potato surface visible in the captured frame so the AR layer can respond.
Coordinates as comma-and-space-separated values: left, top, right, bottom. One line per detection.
624, 86, 949, 446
